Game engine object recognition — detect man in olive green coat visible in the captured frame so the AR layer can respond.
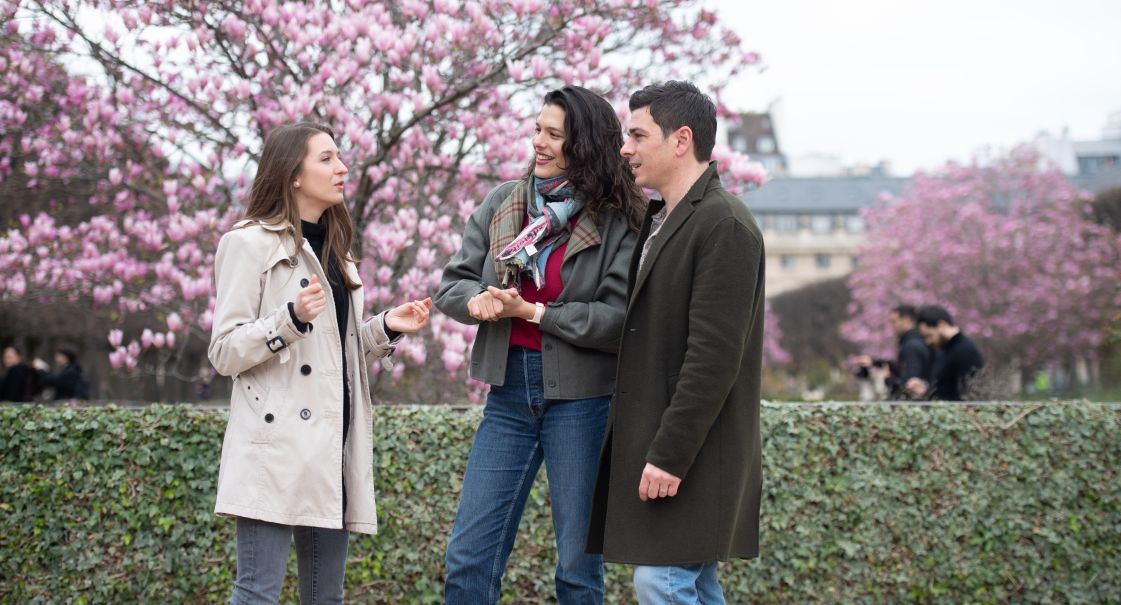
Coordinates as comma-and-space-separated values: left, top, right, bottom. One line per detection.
586, 81, 764, 604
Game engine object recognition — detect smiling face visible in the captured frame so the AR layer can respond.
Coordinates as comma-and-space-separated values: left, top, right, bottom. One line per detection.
293, 132, 348, 217
621, 106, 677, 192
532, 104, 568, 179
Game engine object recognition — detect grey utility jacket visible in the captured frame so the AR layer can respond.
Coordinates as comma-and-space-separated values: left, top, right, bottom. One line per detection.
435, 180, 637, 399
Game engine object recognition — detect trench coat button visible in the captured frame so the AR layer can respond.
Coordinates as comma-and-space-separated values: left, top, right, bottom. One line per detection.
300, 277, 309, 288
544, 343, 553, 351
301, 364, 312, 375
547, 379, 556, 388
300, 408, 311, 420
264, 413, 274, 423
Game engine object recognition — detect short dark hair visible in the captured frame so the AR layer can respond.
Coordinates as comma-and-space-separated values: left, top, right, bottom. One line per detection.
57, 349, 78, 365
891, 304, 918, 321
628, 81, 717, 162
917, 305, 955, 328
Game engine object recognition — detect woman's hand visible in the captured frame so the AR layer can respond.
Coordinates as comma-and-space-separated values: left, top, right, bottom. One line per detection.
485, 286, 536, 320
467, 290, 504, 321
385, 297, 433, 333
294, 275, 328, 324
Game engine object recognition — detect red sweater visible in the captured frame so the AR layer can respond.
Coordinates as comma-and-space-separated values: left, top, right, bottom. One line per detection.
509, 226, 572, 350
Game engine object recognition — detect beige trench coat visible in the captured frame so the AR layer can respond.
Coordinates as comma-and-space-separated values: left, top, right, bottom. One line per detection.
208, 221, 398, 534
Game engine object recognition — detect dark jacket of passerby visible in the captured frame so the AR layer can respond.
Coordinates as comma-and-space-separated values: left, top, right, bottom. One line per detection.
886, 328, 933, 398
0, 363, 40, 402
586, 163, 764, 565
40, 363, 89, 400
928, 332, 984, 401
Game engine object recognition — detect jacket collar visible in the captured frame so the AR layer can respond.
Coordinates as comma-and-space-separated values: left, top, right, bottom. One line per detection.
627, 162, 722, 306
234, 219, 309, 269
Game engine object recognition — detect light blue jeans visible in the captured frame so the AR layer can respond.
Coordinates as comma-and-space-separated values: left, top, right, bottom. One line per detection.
230, 516, 349, 605
444, 347, 610, 605
633, 563, 726, 605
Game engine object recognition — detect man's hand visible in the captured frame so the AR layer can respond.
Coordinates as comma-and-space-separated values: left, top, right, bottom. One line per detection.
294, 275, 327, 324
638, 463, 681, 501
385, 298, 433, 333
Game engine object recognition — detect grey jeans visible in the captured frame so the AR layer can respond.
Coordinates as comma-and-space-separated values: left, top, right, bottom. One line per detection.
230, 516, 349, 605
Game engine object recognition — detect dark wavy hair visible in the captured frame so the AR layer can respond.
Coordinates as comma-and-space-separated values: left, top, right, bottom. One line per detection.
528, 86, 646, 232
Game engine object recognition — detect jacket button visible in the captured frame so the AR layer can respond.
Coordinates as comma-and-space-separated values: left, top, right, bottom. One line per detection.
300, 408, 311, 420
301, 364, 312, 375
264, 413, 274, 423
300, 277, 310, 288
547, 379, 556, 388
544, 343, 553, 351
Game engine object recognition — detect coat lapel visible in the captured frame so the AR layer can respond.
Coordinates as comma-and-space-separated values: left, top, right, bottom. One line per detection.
627, 202, 694, 311
627, 163, 720, 312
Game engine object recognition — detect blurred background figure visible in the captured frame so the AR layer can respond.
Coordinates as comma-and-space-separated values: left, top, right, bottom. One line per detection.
1, 346, 42, 403
33, 349, 89, 401
907, 305, 985, 401
854, 304, 934, 400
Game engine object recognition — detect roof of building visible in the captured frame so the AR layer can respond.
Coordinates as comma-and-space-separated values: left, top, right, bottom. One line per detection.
1072, 139, 1121, 156
1072, 167, 1121, 192
740, 176, 909, 213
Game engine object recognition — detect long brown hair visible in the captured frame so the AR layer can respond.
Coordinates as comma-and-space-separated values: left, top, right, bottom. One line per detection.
242, 122, 360, 290
529, 86, 647, 232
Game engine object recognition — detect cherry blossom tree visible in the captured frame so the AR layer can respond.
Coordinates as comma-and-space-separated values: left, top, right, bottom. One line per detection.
841, 147, 1121, 386
0, 0, 766, 402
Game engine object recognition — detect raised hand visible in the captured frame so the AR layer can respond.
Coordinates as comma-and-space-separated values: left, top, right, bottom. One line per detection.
385, 297, 433, 333
294, 275, 328, 323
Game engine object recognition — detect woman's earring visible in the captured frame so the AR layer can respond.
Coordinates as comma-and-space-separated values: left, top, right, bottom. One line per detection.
294, 181, 300, 188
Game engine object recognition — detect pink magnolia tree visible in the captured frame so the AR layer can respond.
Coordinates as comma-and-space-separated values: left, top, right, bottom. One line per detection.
1, 0, 775, 402
842, 146, 1121, 383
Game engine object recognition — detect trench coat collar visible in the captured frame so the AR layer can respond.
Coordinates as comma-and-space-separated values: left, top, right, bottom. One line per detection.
628, 162, 720, 308
235, 219, 314, 271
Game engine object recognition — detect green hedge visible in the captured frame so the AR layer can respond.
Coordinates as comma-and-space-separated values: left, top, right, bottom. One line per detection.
1, 402, 1118, 604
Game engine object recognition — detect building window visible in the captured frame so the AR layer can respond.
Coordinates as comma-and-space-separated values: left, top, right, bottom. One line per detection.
810, 214, 833, 233
845, 215, 865, 233
780, 255, 795, 269
815, 254, 831, 269
729, 133, 747, 154
774, 214, 799, 232
757, 136, 775, 154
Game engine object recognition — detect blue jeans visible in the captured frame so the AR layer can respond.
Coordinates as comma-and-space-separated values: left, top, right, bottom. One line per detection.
230, 517, 349, 605
444, 347, 610, 605
633, 563, 726, 605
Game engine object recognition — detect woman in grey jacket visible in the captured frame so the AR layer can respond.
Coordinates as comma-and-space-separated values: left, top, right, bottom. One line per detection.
436, 86, 645, 604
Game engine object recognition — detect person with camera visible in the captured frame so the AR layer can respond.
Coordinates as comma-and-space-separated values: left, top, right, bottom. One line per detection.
854, 304, 933, 400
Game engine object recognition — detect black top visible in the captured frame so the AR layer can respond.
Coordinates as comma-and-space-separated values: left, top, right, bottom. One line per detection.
928, 332, 985, 401
886, 328, 934, 399
40, 363, 88, 400
0, 363, 39, 402
299, 220, 352, 445
299, 220, 352, 513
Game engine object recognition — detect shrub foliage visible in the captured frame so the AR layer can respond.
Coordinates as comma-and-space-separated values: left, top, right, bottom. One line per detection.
1, 403, 1118, 604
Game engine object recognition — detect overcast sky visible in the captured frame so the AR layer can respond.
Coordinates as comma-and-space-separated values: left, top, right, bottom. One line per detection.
709, 0, 1121, 175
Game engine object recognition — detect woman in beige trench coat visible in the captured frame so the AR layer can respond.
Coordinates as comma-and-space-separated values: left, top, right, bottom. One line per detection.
209, 122, 432, 604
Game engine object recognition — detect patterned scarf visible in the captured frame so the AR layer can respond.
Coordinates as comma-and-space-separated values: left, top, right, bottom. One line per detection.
493, 175, 585, 288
